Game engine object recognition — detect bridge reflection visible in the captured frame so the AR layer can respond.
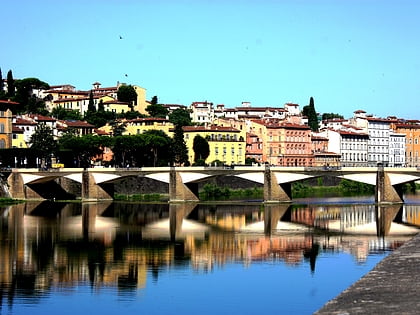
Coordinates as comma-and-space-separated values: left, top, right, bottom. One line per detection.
0, 201, 418, 305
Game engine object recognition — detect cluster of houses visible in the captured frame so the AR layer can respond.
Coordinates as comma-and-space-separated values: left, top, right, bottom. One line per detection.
1, 80, 420, 168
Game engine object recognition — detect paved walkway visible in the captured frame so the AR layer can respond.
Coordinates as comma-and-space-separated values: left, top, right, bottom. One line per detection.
315, 232, 420, 315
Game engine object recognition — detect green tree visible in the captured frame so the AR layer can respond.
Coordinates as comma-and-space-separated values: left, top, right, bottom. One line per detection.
84, 110, 116, 128
59, 134, 105, 167
142, 130, 172, 166
322, 113, 344, 120
302, 96, 319, 131
146, 103, 168, 118
151, 95, 158, 105
0, 68, 5, 100
6, 70, 14, 98
169, 108, 192, 126
51, 106, 82, 120
117, 85, 137, 108
87, 90, 96, 112
29, 124, 57, 159
171, 125, 189, 166
193, 135, 210, 162
13, 77, 50, 113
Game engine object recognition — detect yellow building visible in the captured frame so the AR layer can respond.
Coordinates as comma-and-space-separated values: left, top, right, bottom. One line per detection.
132, 85, 149, 115
182, 125, 246, 165
12, 126, 27, 148
124, 118, 174, 136
0, 100, 17, 148
99, 117, 174, 136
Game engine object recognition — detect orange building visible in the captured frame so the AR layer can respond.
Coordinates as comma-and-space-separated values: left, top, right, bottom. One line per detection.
393, 121, 420, 167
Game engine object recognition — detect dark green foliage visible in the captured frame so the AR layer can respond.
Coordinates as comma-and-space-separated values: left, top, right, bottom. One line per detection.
171, 125, 189, 166
151, 95, 158, 105
117, 110, 145, 120
111, 131, 172, 167
302, 96, 319, 131
59, 134, 110, 167
0, 68, 5, 100
13, 77, 50, 113
169, 108, 192, 126
146, 103, 168, 118
87, 90, 95, 112
51, 106, 82, 120
193, 135, 210, 162
84, 110, 116, 128
6, 70, 14, 98
339, 179, 374, 192
29, 124, 57, 158
117, 85, 137, 106
245, 157, 258, 165
322, 113, 344, 120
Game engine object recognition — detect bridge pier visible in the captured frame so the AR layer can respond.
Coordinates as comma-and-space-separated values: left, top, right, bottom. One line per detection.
7, 172, 43, 200
264, 165, 291, 203
375, 164, 403, 204
82, 170, 113, 201
169, 167, 199, 202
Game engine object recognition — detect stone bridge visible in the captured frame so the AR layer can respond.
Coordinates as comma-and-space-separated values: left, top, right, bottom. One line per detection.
3, 165, 420, 204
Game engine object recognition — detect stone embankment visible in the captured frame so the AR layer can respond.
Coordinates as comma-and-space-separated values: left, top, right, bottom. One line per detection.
315, 231, 420, 314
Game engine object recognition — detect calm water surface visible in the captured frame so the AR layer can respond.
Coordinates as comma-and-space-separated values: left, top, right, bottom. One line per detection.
0, 195, 419, 315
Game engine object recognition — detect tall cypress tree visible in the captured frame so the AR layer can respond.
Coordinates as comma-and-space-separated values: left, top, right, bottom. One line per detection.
88, 90, 96, 112
172, 125, 189, 166
302, 97, 319, 131
0, 68, 4, 99
6, 70, 14, 98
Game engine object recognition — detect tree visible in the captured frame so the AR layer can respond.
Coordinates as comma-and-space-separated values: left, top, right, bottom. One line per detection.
171, 125, 189, 166
145, 103, 168, 118
59, 134, 105, 167
151, 95, 158, 105
51, 106, 82, 120
142, 130, 172, 167
117, 85, 137, 108
169, 108, 192, 126
13, 77, 50, 113
193, 135, 210, 162
322, 113, 344, 120
6, 70, 14, 98
0, 68, 4, 100
87, 90, 96, 112
84, 110, 116, 128
29, 124, 57, 159
302, 96, 319, 131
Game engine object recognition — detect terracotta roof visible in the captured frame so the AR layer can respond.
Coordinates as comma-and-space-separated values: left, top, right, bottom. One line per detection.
12, 126, 24, 133
62, 120, 95, 128
182, 125, 240, 132
339, 130, 369, 137
14, 117, 37, 125
0, 100, 19, 105
27, 114, 56, 122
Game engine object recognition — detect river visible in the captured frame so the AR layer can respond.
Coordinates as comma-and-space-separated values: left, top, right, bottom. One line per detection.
0, 195, 419, 315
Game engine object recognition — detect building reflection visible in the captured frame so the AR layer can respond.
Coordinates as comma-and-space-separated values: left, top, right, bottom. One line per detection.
0, 201, 418, 306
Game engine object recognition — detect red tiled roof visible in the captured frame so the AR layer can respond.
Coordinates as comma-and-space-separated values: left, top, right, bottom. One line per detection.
182, 125, 240, 132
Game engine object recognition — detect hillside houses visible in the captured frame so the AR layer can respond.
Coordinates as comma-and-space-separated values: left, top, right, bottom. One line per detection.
1, 78, 418, 168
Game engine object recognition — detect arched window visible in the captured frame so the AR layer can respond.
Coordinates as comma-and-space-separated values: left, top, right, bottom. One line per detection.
0, 139, 5, 148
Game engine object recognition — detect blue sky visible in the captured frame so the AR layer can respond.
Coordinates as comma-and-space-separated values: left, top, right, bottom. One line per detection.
2, 0, 419, 119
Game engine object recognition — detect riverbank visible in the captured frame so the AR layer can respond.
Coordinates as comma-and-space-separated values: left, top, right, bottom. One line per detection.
315, 231, 420, 314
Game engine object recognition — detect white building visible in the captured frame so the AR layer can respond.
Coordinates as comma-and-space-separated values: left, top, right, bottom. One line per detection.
389, 132, 406, 167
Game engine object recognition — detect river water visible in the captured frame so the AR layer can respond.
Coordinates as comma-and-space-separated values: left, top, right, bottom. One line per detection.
0, 195, 419, 315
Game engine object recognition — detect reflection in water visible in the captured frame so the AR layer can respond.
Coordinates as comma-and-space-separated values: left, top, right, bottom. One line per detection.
0, 200, 418, 312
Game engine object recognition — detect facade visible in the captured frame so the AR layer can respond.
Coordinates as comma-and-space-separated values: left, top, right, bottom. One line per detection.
249, 119, 313, 166
389, 132, 406, 167
123, 118, 174, 136
190, 101, 214, 124
12, 125, 27, 148
182, 125, 246, 165
393, 122, 420, 167
0, 100, 17, 148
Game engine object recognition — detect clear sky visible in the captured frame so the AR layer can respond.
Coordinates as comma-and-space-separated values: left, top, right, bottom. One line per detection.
2, 0, 419, 119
